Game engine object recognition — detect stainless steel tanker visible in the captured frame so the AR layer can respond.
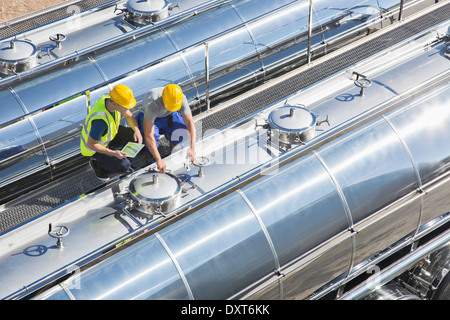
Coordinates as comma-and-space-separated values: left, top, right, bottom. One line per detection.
0, 0, 442, 204
0, 16, 449, 300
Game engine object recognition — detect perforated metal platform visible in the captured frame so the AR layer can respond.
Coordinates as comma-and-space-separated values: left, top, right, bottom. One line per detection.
1, 3, 449, 234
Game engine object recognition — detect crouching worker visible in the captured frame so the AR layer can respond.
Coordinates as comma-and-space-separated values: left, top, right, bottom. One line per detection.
136, 84, 196, 173
80, 84, 143, 181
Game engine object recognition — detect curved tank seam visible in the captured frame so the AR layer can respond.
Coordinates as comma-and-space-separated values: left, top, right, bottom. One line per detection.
382, 115, 424, 238
88, 56, 109, 82
311, 151, 354, 228
312, 150, 356, 276
236, 188, 283, 298
236, 189, 281, 271
160, 27, 200, 102
9, 87, 51, 169
229, 3, 265, 73
154, 232, 195, 300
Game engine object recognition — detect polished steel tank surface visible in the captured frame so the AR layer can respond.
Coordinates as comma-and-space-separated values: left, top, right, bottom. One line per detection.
268, 105, 318, 144
0, 18, 448, 300
33, 83, 450, 299
0, 0, 442, 204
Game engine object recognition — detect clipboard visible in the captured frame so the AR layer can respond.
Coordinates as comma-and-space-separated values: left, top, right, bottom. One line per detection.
121, 142, 145, 158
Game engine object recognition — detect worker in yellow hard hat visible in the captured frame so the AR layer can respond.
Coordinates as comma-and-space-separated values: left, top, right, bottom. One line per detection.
80, 84, 143, 181
136, 84, 196, 173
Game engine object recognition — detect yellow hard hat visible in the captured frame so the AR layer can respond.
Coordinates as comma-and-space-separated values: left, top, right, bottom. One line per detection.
109, 84, 136, 109
162, 84, 183, 112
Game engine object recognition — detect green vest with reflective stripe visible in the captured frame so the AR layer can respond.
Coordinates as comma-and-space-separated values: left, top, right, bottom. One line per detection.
80, 95, 121, 157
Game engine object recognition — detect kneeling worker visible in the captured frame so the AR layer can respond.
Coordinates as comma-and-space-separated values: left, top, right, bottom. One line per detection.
80, 84, 143, 181
137, 84, 196, 173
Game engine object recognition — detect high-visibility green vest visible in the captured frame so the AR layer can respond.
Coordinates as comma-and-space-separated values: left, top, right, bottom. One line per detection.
80, 95, 121, 157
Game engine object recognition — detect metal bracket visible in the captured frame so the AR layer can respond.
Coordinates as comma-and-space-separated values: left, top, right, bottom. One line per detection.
114, 4, 127, 15
316, 114, 330, 127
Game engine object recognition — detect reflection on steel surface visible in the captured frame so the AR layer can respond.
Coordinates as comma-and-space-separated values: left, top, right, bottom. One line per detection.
0, 18, 449, 300
0, 0, 441, 203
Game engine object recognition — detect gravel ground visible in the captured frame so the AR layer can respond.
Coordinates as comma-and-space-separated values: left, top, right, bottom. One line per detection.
0, 0, 66, 23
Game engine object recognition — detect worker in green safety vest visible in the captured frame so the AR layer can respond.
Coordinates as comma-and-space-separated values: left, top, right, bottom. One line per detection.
80, 84, 143, 181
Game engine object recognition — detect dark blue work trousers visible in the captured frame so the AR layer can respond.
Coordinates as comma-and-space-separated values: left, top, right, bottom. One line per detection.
92, 126, 135, 174
136, 111, 188, 155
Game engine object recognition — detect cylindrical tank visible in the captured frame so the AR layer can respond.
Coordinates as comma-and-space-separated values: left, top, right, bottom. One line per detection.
0, 0, 439, 204
33, 76, 450, 300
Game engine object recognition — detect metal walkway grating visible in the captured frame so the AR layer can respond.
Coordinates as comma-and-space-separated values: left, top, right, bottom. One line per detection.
198, 3, 450, 134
